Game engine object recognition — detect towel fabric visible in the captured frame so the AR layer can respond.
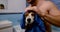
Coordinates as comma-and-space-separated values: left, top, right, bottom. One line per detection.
20, 12, 46, 32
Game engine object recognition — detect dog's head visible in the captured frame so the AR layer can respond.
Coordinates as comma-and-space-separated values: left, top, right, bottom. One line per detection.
25, 10, 35, 25
24, 10, 35, 29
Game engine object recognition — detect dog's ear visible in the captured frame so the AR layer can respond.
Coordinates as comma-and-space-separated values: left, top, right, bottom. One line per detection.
24, 12, 29, 17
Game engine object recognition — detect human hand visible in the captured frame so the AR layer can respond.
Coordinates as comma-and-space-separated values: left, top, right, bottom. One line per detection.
31, 1, 60, 26
25, 5, 38, 12
33, 1, 59, 17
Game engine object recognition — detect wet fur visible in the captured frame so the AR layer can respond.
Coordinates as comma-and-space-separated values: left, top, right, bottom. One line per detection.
25, 10, 36, 30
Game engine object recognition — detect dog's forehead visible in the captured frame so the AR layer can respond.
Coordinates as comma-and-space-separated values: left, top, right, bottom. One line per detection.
25, 10, 36, 17
26, 12, 35, 16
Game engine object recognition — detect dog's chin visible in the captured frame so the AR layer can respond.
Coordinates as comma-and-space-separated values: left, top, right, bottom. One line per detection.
25, 23, 33, 30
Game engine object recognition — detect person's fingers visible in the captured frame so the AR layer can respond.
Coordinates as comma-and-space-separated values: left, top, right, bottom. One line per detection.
25, 8, 31, 11
25, 6, 42, 16
25, 7, 33, 11
32, 6, 40, 13
25, 6, 39, 13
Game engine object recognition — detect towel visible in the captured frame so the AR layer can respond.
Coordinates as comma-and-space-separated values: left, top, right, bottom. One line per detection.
20, 12, 46, 32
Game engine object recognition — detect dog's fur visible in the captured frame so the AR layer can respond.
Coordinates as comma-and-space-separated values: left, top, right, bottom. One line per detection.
24, 10, 36, 30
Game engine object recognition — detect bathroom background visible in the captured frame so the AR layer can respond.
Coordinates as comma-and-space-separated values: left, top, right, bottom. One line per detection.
0, 0, 60, 32
0, 0, 26, 32
0, 0, 26, 25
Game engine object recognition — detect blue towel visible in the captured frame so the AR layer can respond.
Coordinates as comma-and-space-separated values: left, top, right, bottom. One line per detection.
20, 12, 46, 32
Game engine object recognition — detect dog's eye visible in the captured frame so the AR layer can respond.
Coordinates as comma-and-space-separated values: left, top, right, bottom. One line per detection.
31, 14, 34, 16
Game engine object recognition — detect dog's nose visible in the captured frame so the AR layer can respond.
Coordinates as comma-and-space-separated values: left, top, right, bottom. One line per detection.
27, 18, 31, 23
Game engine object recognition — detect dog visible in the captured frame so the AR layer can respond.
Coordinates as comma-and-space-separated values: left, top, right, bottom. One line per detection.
24, 10, 36, 30
24, 10, 46, 32
24, 10, 51, 32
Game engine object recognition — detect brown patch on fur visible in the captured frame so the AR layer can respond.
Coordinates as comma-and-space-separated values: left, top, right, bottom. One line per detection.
25, 12, 29, 17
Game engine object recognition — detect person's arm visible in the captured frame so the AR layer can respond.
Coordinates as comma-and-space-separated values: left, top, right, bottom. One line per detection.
25, 1, 60, 27
44, 11, 60, 27
43, 2, 60, 27
37, 1, 60, 27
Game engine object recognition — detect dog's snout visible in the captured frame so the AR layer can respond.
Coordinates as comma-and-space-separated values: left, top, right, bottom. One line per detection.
27, 18, 31, 23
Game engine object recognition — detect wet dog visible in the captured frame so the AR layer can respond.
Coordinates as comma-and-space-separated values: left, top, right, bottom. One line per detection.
24, 10, 35, 30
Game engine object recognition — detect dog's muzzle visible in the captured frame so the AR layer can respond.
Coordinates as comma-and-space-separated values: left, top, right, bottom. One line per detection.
27, 18, 31, 23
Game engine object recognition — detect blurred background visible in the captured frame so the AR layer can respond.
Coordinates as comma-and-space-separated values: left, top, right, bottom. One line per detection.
0, 0, 26, 26
0, 0, 60, 32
